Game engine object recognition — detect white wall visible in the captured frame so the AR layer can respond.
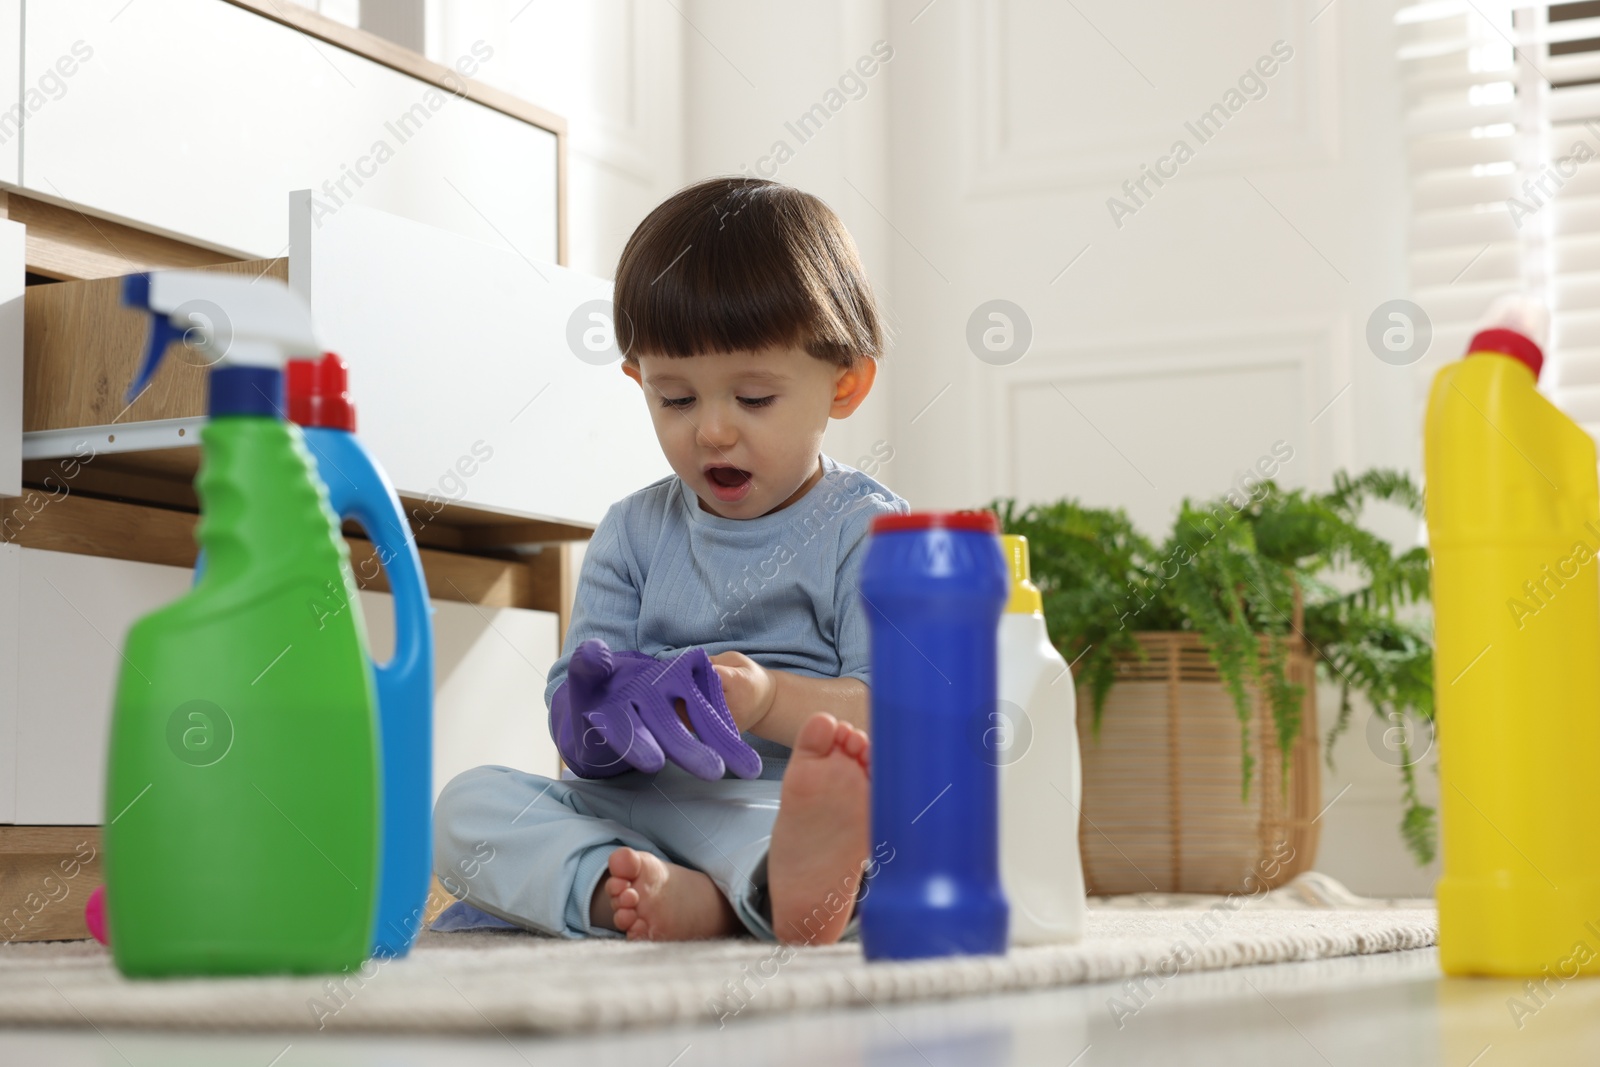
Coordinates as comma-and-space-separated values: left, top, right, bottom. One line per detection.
680, 0, 894, 473
421, 0, 1433, 894
421, 0, 685, 280
670, 0, 1432, 895
418, 0, 887, 466
876, 0, 1431, 894
881, 0, 1416, 514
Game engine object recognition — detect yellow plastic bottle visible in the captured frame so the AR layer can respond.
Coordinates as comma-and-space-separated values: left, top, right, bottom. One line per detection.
1424, 299, 1600, 976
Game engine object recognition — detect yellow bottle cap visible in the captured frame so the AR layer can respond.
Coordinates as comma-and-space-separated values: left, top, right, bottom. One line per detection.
1002, 534, 1044, 615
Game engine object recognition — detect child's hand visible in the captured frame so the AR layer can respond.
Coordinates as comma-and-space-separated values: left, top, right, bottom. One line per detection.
709, 651, 777, 733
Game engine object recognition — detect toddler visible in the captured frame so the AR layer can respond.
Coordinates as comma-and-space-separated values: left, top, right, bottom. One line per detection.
432, 177, 908, 944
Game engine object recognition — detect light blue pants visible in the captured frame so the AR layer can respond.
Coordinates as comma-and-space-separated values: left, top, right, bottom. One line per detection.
433, 760, 789, 941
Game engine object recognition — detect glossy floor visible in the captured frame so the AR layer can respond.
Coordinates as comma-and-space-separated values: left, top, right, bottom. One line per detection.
0, 947, 1592, 1065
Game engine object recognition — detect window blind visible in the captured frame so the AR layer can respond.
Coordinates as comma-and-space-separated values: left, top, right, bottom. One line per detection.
1400, 1, 1600, 437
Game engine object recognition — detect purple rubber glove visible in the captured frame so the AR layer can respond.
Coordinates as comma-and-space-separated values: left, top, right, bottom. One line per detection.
550, 638, 763, 781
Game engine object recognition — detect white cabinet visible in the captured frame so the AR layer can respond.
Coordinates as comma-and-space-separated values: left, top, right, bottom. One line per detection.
0, 217, 21, 498
20, 0, 557, 261
0, 543, 16, 822
2, 547, 559, 825
0, 2, 578, 829
0, 0, 19, 187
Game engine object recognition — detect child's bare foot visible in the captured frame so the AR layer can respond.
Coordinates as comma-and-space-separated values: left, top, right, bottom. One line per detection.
599, 846, 739, 941
769, 712, 871, 946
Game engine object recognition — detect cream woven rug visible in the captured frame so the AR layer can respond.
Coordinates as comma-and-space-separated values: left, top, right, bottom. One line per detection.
0, 875, 1435, 1035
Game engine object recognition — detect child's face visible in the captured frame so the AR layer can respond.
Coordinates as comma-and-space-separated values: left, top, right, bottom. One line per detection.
621, 344, 875, 519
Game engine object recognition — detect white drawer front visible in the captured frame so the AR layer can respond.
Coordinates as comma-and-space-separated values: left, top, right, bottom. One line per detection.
6, 547, 559, 824
294, 198, 670, 527
0, 542, 17, 822
13, 548, 189, 825
22, 0, 556, 260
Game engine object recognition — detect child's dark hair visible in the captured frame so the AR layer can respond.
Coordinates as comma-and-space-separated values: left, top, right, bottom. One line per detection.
614, 177, 882, 367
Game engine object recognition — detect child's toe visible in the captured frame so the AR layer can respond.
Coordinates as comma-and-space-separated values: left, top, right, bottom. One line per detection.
794, 713, 839, 757
608, 846, 642, 881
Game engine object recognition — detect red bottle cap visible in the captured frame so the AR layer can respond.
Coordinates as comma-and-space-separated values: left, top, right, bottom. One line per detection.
286, 352, 357, 431
1467, 328, 1543, 380
871, 509, 1000, 535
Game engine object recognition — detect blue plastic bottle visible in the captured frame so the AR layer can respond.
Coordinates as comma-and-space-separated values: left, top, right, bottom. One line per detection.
195, 353, 435, 958
292, 354, 435, 958
858, 509, 1010, 960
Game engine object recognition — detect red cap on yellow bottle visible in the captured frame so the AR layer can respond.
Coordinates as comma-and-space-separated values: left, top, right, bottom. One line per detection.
1467, 327, 1543, 380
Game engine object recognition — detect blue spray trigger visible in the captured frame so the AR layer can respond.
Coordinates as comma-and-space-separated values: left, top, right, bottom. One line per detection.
121, 272, 150, 308
121, 273, 184, 404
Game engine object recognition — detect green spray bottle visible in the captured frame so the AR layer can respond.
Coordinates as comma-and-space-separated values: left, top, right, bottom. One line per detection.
103, 271, 380, 977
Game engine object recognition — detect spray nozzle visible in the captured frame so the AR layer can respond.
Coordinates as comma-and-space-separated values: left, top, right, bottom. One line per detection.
121, 271, 320, 404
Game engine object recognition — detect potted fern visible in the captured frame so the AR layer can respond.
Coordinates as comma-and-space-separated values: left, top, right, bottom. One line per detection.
986, 469, 1435, 883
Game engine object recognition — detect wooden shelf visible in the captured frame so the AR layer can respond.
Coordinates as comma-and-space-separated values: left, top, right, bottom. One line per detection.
1, 487, 579, 613
0, 193, 241, 283
20, 448, 594, 549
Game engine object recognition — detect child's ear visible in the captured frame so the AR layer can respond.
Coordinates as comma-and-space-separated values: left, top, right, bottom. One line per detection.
621, 360, 643, 387
830, 358, 876, 418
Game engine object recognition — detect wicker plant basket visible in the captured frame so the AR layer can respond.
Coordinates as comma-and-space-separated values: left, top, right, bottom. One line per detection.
1076, 629, 1321, 895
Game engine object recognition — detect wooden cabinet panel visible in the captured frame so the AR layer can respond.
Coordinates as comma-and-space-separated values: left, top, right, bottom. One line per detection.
21, 0, 558, 261
0, 825, 101, 942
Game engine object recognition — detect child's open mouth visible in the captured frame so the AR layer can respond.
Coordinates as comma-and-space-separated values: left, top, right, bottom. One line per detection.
705, 464, 753, 503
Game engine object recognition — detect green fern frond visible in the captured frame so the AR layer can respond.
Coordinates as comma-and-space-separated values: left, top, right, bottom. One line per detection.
982, 466, 1437, 866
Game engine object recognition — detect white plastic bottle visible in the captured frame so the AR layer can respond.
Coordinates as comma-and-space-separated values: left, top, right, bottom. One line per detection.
997, 534, 1087, 945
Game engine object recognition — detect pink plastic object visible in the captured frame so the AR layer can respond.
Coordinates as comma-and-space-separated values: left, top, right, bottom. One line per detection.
85, 884, 109, 945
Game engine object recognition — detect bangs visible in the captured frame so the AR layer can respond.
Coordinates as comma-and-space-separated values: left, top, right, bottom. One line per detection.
614, 178, 882, 368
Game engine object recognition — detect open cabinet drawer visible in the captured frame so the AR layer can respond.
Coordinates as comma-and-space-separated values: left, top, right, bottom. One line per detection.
19, 199, 667, 537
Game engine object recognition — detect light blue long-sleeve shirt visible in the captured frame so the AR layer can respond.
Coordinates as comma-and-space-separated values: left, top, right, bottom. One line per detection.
544, 452, 910, 776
